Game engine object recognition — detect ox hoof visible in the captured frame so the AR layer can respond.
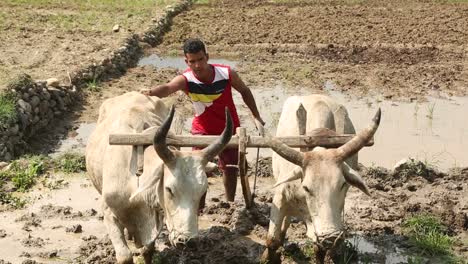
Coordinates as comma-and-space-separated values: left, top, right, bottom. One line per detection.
261, 248, 281, 264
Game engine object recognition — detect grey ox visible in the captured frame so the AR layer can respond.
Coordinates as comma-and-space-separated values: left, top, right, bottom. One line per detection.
262, 95, 381, 263
86, 92, 233, 264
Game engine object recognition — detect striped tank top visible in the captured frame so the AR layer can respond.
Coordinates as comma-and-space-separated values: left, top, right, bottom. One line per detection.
182, 64, 240, 135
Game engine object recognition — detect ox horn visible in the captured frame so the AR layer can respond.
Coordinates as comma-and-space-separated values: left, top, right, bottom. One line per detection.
268, 137, 305, 167
335, 108, 381, 161
202, 108, 233, 162
153, 105, 176, 163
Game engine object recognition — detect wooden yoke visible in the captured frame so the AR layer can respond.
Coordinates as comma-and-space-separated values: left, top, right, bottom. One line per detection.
237, 127, 253, 208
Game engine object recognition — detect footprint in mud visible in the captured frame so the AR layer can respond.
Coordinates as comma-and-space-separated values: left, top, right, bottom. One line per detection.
77, 235, 115, 264
21, 235, 45, 248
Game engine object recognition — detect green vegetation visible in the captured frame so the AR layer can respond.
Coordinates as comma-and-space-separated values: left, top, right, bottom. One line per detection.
283, 240, 315, 261
402, 214, 454, 256
86, 77, 102, 92
0, 155, 47, 192
0, 91, 17, 127
0, 0, 178, 33
0, 192, 26, 208
0, 155, 46, 208
54, 152, 86, 173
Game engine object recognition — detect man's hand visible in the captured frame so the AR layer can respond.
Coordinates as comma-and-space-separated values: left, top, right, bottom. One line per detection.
254, 118, 266, 137
140, 88, 151, 96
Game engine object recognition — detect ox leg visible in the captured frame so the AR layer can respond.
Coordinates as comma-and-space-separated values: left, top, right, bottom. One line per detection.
261, 193, 286, 264
103, 205, 133, 264
279, 216, 291, 243
129, 208, 158, 264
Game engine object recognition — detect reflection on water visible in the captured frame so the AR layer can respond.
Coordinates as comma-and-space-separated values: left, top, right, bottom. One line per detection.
138, 54, 238, 70
349, 235, 414, 264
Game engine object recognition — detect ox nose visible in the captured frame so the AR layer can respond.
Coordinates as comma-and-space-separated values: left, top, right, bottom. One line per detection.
174, 236, 197, 249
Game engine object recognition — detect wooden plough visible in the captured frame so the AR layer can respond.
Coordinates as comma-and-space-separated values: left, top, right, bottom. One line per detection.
108, 107, 374, 208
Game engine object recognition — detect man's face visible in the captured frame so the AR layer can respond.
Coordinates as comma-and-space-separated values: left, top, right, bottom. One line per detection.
185, 51, 209, 75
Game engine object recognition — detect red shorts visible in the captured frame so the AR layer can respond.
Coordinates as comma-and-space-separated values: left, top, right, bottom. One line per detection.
192, 133, 238, 172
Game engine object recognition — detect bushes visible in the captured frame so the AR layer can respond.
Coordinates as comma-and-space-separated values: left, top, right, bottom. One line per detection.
0, 91, 17, 128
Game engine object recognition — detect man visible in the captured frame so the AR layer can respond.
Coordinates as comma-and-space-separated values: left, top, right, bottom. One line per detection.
141, 38, 265, 205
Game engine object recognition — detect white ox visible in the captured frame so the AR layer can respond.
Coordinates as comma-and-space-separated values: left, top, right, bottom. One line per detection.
86, 92, 233, 264
262, 95, 380, 263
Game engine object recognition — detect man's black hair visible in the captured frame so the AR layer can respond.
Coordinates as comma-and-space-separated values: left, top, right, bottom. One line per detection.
183, 38, 207, 55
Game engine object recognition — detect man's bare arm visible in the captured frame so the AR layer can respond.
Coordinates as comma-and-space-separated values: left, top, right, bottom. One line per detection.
141, 75, 186, 98
231, 70, 265, 135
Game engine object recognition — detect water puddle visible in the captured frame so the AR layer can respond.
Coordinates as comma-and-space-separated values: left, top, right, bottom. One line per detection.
228, 82, 468, 171
0, 176, 104, 263
52, 123, 96, 156
348, 235, 415, 264
138, 54, 238, 70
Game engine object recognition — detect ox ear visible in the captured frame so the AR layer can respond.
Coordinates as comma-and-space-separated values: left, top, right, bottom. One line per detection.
341, 162, 370, 196
273, 167, 303, 188
129, 165, 163, 207
205, 162, 217, 173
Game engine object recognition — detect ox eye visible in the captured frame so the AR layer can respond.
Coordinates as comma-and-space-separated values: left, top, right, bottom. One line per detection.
303, 186, 312, 195
165, 187, 174, 197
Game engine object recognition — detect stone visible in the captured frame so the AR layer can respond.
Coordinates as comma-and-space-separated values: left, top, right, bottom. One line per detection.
32, 115, 40, 124
29, 96, 40, 108
17, 99, 32, 113
8, 124, 19, 135
42, 89, 51, 100
46, 78, 60, 87
0, 162, 8, 171
112, 24, 120, 32
3, 152, 12, 161
39, 100, 49, 114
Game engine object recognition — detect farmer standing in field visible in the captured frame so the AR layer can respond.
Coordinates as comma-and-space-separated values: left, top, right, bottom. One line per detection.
141, 38, 265, 207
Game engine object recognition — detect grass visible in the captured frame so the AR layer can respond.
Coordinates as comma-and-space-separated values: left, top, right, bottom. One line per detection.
2, 155, 47, 192
53, 152, 86, 173
0, 192, 26, 208
86, 77, 102, 92
0, 91, 17, 127
0, 0, 179, 33
402, 214, 454, 256
0, 155, 45, 208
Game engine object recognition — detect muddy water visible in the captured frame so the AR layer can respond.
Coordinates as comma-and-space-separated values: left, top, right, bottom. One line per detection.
52, 123, 96, 156
0, 175, 105, 263
235, 83, 468, 172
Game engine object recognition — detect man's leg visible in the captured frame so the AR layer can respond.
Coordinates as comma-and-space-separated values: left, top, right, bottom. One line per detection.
219, 148, 239, 201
